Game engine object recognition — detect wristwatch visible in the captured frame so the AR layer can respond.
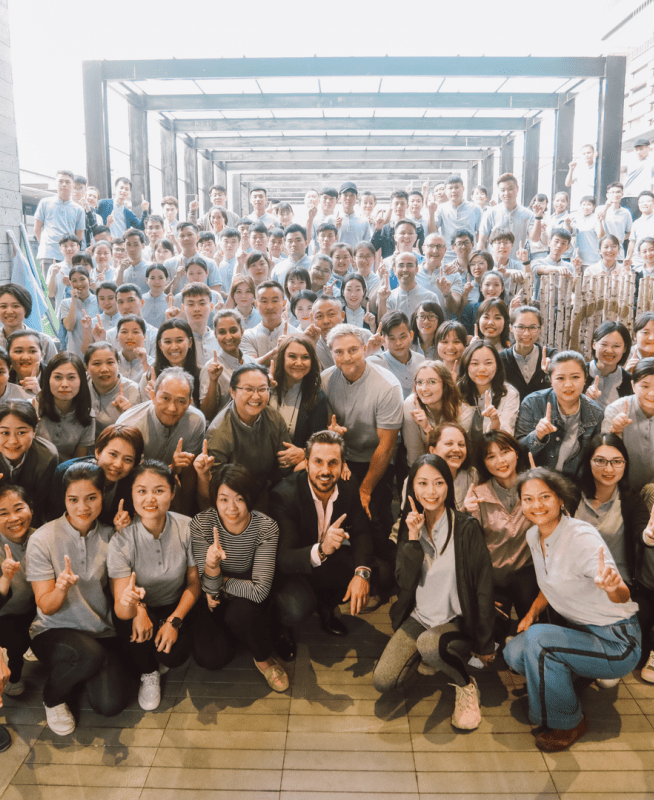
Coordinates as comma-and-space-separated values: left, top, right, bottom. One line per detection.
167, 616, 183, 630
354, 568, 371, 582
318, 543, 328, 563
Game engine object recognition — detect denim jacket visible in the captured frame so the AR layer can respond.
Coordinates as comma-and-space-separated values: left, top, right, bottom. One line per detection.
515, 388, 604, 477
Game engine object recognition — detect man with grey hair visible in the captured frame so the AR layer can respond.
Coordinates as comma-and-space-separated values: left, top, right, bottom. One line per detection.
322, 324, 403, 567
116, 366, 206, 464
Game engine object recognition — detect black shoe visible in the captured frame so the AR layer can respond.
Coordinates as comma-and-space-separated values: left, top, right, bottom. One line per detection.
317, 605, 347, 637
0, 725, 11, 753
275, 626, 297, 662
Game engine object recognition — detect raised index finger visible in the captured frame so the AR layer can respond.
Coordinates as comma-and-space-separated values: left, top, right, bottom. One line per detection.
175, 437, 183, 453
598, 546, 605, 575
64, 555, 72, 575
4, 543, 11, 560
333, 513, 347, 528
213, 526, 220, 547
408, 495, 417, 513
546, 402, 552, 422
202, 439, 208, 455
118, 498, 124, 513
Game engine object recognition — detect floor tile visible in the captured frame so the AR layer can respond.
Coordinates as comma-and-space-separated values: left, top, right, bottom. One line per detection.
417, 772, 556, 794
280, 769, 418, 794
144, 767, 282, 791
152, 747, 285, 769
282, 750, 415, 771
11, 764, 150, 787
551, 770, 654, 794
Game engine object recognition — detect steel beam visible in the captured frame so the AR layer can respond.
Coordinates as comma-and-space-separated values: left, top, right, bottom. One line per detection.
143, 92, 559, 112
173, 117, 529, 132
522, 119, 541, 206
237, 173, 452, 183
97, 56, 607, 81
192, 135, 504, 148
597, 55, 626, 202
220, 160, 473, 171
206, 148, 485, 162
83, 61, 111, 198
160, 125, 178, 198
128, 102, 150, 206
553, 94, 575, 196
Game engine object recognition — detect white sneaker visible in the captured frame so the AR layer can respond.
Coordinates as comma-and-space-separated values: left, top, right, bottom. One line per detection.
44, 702, 75, 736
4, 679, 25, 696
138, 671, 161, 711
451, 677, 482, 730
642, 650, 654, 683
596, 677, 621, 689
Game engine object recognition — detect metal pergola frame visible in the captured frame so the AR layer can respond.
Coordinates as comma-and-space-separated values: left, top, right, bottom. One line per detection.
82, 56, 626, 215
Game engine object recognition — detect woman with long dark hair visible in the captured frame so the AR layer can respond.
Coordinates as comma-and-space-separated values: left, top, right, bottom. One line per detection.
373, 454, 495, 731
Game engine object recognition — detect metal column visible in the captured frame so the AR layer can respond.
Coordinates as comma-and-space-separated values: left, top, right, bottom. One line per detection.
597, 55, 627, 203
553, 94, 575, 197
522, 120, 541, 205
83, 62, 111, 199
228, 172, 242, 216
213, 162, 227, 190
128, 101, 150, 207
481, 151, 494, 193
160, 125, 178, 198
468, 162, 479, 197
500, 137, 514, 176
183, 140, 198, 217
200, 151, 213, 213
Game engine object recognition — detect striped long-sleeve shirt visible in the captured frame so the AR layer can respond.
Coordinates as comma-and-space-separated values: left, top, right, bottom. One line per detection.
190, 507, 279, 604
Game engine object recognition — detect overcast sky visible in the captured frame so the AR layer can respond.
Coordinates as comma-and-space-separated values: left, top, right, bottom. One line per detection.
9, 0, 606, 181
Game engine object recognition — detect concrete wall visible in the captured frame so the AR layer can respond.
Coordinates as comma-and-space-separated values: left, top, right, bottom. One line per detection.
0, 0, 22, 281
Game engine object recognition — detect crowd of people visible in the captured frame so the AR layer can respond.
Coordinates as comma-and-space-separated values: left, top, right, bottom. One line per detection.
1, 144, 654, 755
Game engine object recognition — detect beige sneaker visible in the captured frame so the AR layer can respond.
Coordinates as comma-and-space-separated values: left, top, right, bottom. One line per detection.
451, 677, 482, 730
641, 650, 654, 683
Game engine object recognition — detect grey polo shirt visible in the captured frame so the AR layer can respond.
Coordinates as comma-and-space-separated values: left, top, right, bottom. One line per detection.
603, 394, 654, 491
89, 376, 143, 436
434, 201, 482, 262
240, 321, 300, 359
116, 400, 206, 463
26, 516, 115, 638
368, 349, 425, 400
527, 515, 638, 626
59, 294, 99, 359
199, 349, 255, 404
35, 408, 96, 463
480, 204, 535, 259
142, 292, 168, 330
321, 362, 404, 463
107, 512, 195, 608
513, 345, 540, 384
0, 529, 34, 616
107, 320, 158, 357
123, 260, 151, 294
387, 284, 440, 320
164, 254, 221, 289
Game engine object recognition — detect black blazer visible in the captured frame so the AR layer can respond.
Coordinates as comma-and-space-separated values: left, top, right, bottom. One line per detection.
269, 470, 374, 575
500, 344, 557, 402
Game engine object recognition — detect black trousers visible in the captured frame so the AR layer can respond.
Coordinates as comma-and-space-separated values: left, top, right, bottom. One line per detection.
192, 594, 273, 670
348, 460, 397, 568
30, 629, 131, 715
493, 565, 540, 641
0, 609, 35, 682
112, 602, 195, 677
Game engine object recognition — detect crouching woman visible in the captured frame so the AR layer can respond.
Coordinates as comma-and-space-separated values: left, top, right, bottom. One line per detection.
373, 453, 495, 730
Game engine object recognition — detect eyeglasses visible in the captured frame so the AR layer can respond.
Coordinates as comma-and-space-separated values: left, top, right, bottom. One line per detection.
417, 314, 439, 322
591, 457, 626, 468
454, 241, 473, 248
415, 379, 440, 387
235, 386, 270, 396
513, 325, 541, 333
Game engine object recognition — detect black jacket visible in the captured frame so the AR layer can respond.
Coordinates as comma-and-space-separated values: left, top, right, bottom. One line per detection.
391, 509, 495, 656
269, 470, 374, 576
500, 344, 557, 402
290, 390, 329, 451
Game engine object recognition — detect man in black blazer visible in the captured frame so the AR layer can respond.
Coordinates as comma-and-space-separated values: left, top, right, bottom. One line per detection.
269, 430, 377, 660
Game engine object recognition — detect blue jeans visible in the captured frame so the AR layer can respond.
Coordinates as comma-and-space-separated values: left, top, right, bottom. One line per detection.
504, 615, 641, 730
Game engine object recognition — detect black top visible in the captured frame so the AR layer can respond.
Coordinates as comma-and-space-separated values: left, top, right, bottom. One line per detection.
500, 344, 557, 402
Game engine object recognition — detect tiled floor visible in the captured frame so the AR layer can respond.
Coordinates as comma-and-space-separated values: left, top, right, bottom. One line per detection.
2, 602, 654, 799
